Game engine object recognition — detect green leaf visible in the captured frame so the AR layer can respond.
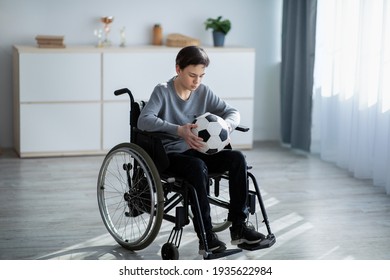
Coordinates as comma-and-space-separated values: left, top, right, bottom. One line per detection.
204, 16, 231, 35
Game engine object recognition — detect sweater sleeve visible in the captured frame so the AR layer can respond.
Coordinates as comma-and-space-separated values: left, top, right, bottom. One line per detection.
205, 87, 240, 132
137, 84, 179, 135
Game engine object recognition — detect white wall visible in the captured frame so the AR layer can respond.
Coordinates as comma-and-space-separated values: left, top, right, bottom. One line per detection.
0, 0, 282, 149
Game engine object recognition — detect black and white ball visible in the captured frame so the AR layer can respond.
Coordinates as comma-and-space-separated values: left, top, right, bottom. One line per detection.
191, 112, 230, 154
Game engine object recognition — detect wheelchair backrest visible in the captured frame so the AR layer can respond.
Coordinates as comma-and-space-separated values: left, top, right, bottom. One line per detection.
114, 88, 169, 173
130, 100, 146, 143
130, 98, 170, 173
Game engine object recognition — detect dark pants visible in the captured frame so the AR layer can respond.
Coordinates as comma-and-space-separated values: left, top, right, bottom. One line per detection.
166, 149, 248, 234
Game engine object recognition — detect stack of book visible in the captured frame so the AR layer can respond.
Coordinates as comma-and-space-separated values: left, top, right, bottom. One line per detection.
35, 35, 65, 48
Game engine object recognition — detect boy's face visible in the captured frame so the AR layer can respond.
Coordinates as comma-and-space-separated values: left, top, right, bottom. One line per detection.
176, 64, 206, 91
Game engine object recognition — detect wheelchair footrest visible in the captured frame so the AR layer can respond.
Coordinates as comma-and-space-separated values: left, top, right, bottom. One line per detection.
237, 234, 276, 251
204, 248, 242, 260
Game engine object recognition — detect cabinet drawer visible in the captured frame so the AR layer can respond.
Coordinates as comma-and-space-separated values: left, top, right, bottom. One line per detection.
103, 52, 176, 101
19, 53, 101, 102
225, 98, 254, 148
19, 103, 101, 154
103, 102, 131, 150
203, 51, 255, 99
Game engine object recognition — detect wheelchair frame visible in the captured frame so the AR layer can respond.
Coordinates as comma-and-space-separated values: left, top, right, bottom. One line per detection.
97, 88, 275, 260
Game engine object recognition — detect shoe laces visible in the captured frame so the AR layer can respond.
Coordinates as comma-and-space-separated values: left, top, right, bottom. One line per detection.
244, 221, 255, 230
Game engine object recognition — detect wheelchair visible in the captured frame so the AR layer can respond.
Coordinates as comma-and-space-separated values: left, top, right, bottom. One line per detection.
97, 88, 276, 260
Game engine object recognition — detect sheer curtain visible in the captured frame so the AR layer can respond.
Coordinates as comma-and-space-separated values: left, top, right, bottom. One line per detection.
311, 0, 390, 194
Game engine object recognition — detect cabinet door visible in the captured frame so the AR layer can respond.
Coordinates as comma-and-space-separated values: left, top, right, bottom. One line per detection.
19, 53, 101, 102
226, 99, 254, 149
103, 102, 131, 150
103, 52, 176, 101
20, 103, 101, 154
202, 51, 255, 99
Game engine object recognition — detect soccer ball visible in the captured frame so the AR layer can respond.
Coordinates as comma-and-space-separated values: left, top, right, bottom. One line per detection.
191, 112, 230, 154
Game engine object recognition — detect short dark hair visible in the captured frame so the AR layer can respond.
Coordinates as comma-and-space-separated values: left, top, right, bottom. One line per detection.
175, 46, 210, 69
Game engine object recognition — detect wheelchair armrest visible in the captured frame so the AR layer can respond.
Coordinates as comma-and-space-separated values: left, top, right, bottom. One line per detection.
235, 125, 250, 132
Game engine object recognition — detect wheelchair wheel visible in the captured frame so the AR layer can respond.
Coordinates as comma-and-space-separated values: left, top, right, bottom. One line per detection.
161, 243, 179, 260
97, 142, 164, 251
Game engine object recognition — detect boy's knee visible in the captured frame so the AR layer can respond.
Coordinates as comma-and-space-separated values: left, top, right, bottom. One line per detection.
231, 150, 246, 164
189, 158, 208, 178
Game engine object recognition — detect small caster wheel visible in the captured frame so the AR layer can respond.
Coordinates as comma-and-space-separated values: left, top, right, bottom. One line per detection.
161, 243, 179, 260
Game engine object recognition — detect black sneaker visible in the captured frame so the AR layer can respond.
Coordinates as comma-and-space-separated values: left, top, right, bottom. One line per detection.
230, 223, 265, 245
198, 231, 226, 255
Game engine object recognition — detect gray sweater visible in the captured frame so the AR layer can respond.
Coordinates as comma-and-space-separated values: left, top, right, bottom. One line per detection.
137, 77, 240, 153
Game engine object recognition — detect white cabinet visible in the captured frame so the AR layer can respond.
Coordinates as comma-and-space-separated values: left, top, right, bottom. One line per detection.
13, 46, 255, 157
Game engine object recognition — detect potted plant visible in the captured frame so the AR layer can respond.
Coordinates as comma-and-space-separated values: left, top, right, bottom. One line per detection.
204, 16, 231, 47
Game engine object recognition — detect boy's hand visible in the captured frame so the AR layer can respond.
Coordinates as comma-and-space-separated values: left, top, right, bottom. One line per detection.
177, 123, 205, 150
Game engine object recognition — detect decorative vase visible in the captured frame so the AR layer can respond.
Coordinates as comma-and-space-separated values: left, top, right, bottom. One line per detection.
212, 31, 225, 47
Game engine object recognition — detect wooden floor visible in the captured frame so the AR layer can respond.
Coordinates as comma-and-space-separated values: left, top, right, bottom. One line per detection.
1, 141, 389, 260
